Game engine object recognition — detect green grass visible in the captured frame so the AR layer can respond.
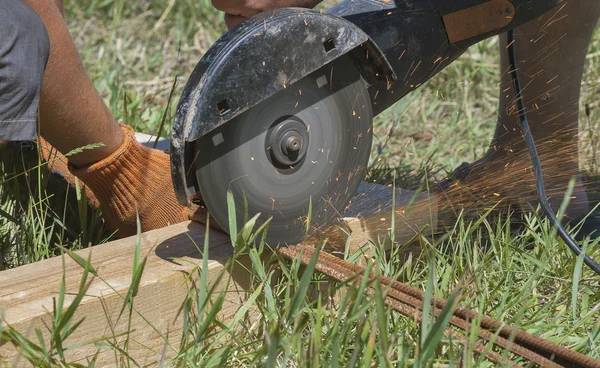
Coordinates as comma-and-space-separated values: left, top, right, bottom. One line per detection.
2, 0, 600, 366
3, 196, 600, 366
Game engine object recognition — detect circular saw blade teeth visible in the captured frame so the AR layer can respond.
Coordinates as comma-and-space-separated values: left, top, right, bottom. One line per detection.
195, 58, 373, 246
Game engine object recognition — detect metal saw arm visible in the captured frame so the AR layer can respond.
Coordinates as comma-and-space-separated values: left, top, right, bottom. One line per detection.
326, 0, 564, 115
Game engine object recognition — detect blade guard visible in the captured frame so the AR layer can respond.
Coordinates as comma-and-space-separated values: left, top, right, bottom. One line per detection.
171, 8, 394, 206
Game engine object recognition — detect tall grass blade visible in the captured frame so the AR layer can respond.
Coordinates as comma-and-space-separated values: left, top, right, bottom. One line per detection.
287, 243, 321, 321
572, 238, 591, 322
227, 191, 237, 245
420, 259, 435, 352
306, 196, 312, 235
118, 212, 146, 320
153, 76, 178, 149
420, 286, 461, 366
198, 216, 211, 326
373, 280, 390, 361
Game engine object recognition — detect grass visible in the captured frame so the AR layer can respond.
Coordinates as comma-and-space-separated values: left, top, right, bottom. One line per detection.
1, 0, 600, 366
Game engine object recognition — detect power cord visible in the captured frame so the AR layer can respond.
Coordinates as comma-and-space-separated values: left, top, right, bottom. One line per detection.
507, 29, 600, 275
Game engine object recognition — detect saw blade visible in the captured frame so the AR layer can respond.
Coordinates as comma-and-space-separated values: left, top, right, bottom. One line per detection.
194, 59, 373, 246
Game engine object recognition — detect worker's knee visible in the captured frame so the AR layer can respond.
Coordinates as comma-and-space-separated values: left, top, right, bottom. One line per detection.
0, 0, 50, 130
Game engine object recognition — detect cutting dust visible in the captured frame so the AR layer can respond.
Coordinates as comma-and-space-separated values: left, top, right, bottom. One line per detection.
353, 127, 594, 243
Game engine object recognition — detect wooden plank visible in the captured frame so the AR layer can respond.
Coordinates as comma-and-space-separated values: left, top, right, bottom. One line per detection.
0, 222, 246, 367
0, 183, 437, 366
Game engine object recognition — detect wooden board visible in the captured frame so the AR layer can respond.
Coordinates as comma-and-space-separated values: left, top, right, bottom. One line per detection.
0, 183, 437, 366
0, 222, 246, 367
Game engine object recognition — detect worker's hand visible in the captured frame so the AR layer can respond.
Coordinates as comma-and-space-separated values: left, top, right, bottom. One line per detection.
68, 125, 189, 238
212, 0, 323, 29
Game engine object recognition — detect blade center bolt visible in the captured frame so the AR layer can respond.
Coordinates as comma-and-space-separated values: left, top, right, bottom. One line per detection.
267, 118, 309, 168
282, 132, 302, 155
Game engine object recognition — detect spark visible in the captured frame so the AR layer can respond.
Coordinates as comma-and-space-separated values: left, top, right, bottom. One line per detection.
410, 60, 422, 76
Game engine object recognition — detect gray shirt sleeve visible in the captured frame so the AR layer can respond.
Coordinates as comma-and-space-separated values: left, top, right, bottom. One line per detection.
0, 0, 50, 141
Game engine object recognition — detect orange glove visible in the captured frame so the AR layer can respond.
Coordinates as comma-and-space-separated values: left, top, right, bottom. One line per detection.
41, 124, 191, 238
68, 124, 190, 237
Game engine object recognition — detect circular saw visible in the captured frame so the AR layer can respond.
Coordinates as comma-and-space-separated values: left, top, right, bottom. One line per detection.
194, 57, 372, 245
171, 0, 565, 246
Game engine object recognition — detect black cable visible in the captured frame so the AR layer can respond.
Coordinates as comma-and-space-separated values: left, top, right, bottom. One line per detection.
507, 30, 600, 276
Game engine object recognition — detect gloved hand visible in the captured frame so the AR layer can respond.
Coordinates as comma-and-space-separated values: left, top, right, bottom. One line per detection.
40, 125, 190, 238
211, 0, 323, 28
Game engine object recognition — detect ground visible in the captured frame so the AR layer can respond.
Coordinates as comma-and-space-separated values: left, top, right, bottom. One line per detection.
1, 0, 600, 366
